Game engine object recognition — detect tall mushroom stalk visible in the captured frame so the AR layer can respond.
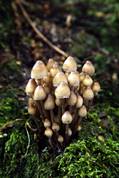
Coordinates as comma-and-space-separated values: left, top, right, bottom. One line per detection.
25, 56, 101, 151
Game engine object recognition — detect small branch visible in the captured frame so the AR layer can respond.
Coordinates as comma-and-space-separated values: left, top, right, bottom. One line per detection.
0, 119, 24, 132
26, 121, 37, 132
23, 122, 31, 158
17, 1, 68, 57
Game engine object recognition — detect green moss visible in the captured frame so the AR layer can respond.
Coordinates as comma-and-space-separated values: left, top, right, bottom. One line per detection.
57, 137, 119, 178
0, 88, 28, 126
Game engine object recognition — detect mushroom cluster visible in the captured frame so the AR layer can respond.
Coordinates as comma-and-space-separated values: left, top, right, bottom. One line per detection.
25, 56, 100, 150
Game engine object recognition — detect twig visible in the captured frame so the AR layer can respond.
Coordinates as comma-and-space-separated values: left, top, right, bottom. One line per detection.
23, 121, 31, 157
0, 119, 24, 132
17, 2, 68, 57
26, 121, 37, 132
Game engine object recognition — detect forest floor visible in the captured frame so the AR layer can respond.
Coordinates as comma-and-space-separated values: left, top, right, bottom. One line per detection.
0, 1, 119, 178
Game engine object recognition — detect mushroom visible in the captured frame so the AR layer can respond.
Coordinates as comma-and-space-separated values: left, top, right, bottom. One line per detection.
92, 82, 101, 94
68, 72, 80, 88
78, 105, 87, 118
50, 62, 60, 77
31, 60, 48, 79
44, 128, 53, 137
25, 79, 37, 96
58, 135, 64, 143
44, 119, 51, 128
82, 61, 95, 76
76, 95, 83, 108
55, 82, 70, 99
53, 71, 68, 87
83, 87, 94, 101
26, 57, 100, 150
63, 56, 77, 72
67, 91, 77, 106
33, 85, 46, 100
83, 75, 93, 86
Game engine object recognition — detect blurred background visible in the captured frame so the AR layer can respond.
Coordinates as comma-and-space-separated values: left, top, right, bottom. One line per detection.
0, 0, 119, 177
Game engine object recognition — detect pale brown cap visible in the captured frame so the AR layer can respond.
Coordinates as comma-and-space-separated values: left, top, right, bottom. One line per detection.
77, 125, 82, 131
44, 128, 53, 137
82, 61, 95, 76
92, 82, 101, 93
50, 62, 60, 77
25, 79, 37, 96
52, 123, 60, 131
33, 85, 46, 100
44, 119, 51, 128
68, 72, 80, 87
31, 60, 48, 79
55, 82, 70, 99
63, 56, 77, 72
53, 71, 68, 87
83, 87, 94, 100
61, 111, 73, 124
83, 75, 93, 86
76, 95, 83, 108
79, 72, 86, 82
67, 91, 77, 106
47, 58, 55, 71
78, 105, 87, 117
58, 135, 64, 143
67, 128, 72, 136
44, 94, 55, 110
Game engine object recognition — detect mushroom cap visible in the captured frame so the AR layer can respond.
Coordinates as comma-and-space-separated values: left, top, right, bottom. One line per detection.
61, 111, 73, 124
83, 87, 94, 100
47, 58, 55, 71
67, 128, 72, 136
77, 125, 82, 131
76, 95, 83, 108
31, 60, 48, 79
79, 72, 86, 81
63, 56, 77, 72
53, 71, 68, 87
78, 105, 87, 117
44, 128, 53, 138
44, 119, 51, 128
82, 61, 95, 76
67, 91, 77, 106
44, 94, 55, 110
58, 135, 64, 143
52, 123, 60, 131
33, 85, 46, 100
68, 72, 80, 87
25, 79, 37, 96
28, 106, 36, 115
55, 82, 70, 99
50, 62, 60, 77
83, 75, 93, 86
92, 82, 101, 93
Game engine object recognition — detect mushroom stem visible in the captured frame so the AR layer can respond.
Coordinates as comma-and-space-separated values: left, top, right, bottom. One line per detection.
61, 99, 65, 114
65, 124, 70, 144
57, 106, 62, 123
40, 101, 48, 118
50, 110, 54, 123
36, 101, 44, 120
